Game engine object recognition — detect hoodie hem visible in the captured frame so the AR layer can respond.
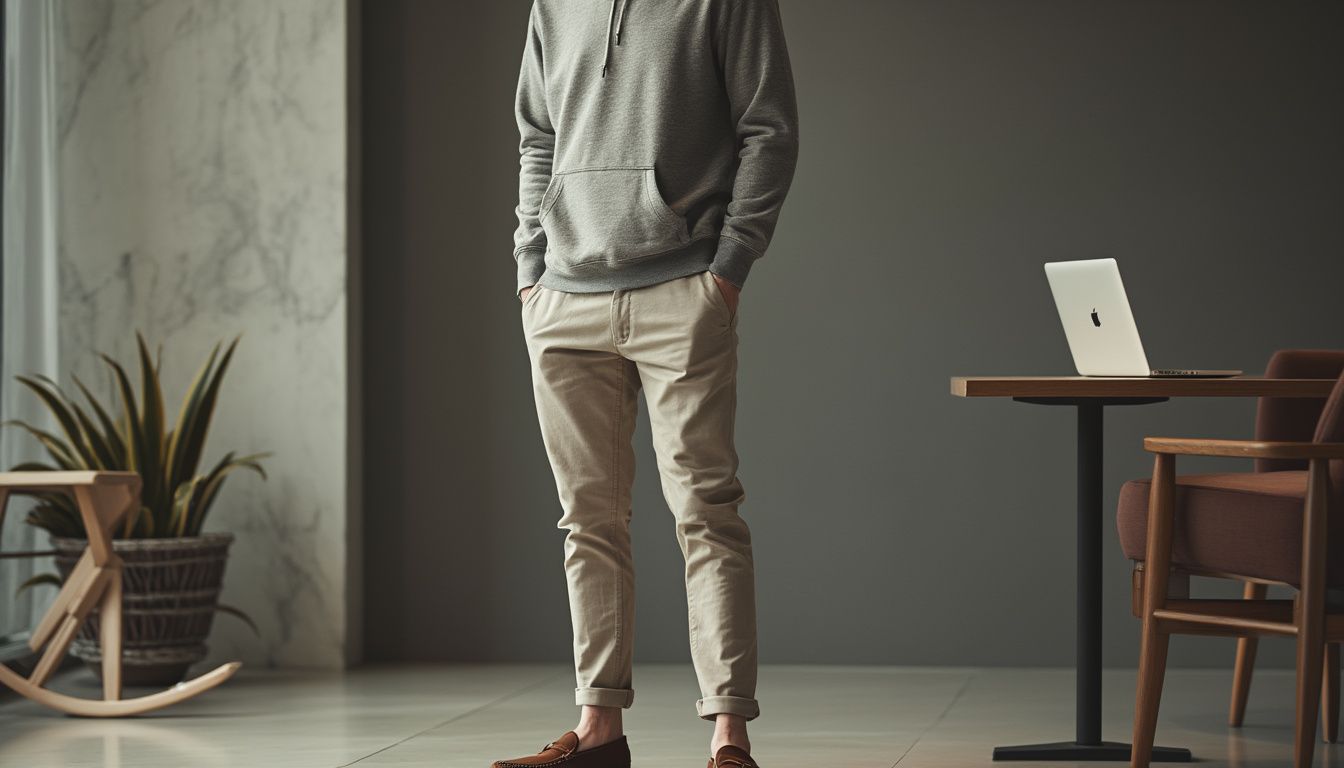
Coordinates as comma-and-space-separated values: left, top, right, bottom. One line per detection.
537, 237, 718, 293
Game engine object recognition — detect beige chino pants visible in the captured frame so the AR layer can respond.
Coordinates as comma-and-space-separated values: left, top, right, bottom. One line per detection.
520, 270, 759, 721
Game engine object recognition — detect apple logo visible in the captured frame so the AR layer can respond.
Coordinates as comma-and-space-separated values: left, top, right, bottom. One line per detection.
1091, 309, 1101, 327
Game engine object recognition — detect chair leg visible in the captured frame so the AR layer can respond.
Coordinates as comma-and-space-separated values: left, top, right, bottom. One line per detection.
1294, 459, 1330, 768
1230, 582, 1268, 727
99, 564, 123, 702
1133, 624, 1172, 768
1133, 454, 1177, 768
1297, 615, 1326, 766
1324, 643, 1340, 743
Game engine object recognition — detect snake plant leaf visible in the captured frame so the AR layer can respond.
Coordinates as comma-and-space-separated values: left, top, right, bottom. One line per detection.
8, 461, 59, 472
24, 500, 81, 538
73, 375, 127, 466
181, 456, 222, 536
4, 456, 83, 536
165, 341, 223, 496
232, 453, 270, 482
189, 451, 270, 536
1, 419, 80, 469
15, 572, 63, 598
99, 353, 144, 470
185, 337, 240, 475
20, 481, 81, 537
24, 375, 105, 467
171, 476, 207, 538
133, 505, 155, 538
66, 399, 117, 470
168, 337, 239, 499
13, 376, 98, 467
31, 492, 73, 507
117, 505, 136, 539
135, 332, 167, 517
214, 603, 260, 637
98, 351, 160, 528
10, 334, 267, 541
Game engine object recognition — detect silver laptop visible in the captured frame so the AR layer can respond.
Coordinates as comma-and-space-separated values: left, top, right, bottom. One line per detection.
1044, 258, 1240, 378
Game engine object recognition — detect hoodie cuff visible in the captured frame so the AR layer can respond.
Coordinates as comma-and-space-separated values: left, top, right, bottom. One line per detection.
515, 247, 546, 296
708, 237, 760, 289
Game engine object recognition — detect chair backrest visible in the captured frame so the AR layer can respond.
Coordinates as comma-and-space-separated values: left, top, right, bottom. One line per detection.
1315, 367, 1344, 512
1255, 350, 1344, 472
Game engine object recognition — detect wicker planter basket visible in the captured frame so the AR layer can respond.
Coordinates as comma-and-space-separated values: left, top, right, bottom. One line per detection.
51, 533, 234, 686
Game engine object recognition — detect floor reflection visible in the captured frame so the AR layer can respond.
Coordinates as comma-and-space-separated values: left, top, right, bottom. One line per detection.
0, 665, 1341, 767
0, 718, 234, 768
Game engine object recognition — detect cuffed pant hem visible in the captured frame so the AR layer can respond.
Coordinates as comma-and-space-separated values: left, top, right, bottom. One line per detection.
575, 687, 635, 708
696, 695, 760, 721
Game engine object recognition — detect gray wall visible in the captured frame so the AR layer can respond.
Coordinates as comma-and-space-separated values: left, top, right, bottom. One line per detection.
361, 0, 1344, 669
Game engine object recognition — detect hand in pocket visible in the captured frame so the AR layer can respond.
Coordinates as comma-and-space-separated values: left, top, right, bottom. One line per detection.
710, 273, 740, 316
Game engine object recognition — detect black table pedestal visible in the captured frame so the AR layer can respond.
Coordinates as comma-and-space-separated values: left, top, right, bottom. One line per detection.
994, 741, 1187, 762
994, 398, 1191, 763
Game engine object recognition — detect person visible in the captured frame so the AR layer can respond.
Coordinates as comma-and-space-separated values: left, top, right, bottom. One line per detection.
498, 0, 797, 766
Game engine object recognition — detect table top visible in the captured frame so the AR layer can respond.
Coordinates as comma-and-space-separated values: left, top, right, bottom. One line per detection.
951, 376, 1338, 399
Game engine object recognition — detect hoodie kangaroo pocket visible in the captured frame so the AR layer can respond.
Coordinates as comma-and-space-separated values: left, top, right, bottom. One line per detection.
540, 167, 689, 269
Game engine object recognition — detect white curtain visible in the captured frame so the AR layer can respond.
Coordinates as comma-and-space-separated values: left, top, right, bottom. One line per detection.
1, 0, 61, 643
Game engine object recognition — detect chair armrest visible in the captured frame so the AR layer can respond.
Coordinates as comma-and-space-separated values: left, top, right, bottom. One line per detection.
1144, 438, 1344, 459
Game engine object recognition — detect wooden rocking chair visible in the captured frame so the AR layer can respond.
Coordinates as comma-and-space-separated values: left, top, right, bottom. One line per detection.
0, 471, 239, 716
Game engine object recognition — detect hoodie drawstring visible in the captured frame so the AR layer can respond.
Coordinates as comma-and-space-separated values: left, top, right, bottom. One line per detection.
602, 0, 630, 78
614, 0, 629, 44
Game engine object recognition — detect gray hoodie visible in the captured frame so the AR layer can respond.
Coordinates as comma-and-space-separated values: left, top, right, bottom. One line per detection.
513, 0, 799, 295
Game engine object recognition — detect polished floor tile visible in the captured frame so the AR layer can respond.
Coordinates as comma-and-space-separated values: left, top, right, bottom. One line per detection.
0, 663, 1340, 766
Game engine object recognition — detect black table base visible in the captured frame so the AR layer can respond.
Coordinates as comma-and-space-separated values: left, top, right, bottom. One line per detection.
997, 398, 1191, 762
994, 741, 1190, 762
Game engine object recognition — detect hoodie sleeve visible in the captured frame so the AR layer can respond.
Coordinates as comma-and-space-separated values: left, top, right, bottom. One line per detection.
709, 0, 800, 289
512, 5, 553, 295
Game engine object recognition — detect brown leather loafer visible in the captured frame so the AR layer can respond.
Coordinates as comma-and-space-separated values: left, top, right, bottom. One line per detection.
707, 744, 759, 768
491, 731, 630, 768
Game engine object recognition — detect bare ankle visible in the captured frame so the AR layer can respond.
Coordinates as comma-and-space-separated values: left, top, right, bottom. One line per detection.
710, 713, 750, 755
574, 705, 623, 751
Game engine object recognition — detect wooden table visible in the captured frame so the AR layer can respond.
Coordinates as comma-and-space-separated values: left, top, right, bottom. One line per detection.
951, 376, 1338, 763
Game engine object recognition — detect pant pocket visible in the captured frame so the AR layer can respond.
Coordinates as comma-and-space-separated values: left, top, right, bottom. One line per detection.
700, 270, 735, 323
541, 167, 689, 270
521, 283, 546, 309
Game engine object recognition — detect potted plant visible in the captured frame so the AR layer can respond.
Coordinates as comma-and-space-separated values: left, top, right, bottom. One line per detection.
5, 333, 267, 685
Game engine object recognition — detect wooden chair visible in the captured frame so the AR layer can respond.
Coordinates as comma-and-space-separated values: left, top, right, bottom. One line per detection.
1231, 350, 1344, 737
1119, 354, 1344, 768
0, 471, 239, 716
